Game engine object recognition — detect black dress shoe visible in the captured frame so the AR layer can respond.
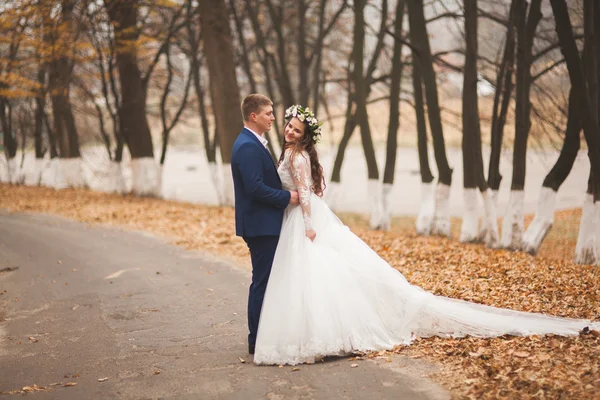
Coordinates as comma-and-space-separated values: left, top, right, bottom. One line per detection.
249, 344, 255, 354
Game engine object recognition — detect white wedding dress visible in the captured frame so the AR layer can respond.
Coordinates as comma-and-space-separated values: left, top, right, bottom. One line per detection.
253, 150, 599, 366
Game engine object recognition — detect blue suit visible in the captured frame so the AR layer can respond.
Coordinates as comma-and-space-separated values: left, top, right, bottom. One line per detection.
231, 128, 291, 348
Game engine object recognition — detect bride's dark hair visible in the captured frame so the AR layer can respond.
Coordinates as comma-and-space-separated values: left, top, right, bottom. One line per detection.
277, 119, 326, 197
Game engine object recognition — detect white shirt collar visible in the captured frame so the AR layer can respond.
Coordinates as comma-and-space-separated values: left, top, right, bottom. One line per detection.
245, 126, 268, 148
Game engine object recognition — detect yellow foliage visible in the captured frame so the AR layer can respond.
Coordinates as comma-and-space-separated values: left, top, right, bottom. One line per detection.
151, 0, 181, 7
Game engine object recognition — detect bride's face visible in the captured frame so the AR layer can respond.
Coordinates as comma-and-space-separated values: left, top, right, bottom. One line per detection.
284, 117, 305, 144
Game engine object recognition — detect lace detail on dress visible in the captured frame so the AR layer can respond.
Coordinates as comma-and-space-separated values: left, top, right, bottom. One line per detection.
278, 150, 313, 231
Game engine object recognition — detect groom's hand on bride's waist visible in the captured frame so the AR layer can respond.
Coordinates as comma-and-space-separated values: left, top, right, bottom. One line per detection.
289, 191, 299, 205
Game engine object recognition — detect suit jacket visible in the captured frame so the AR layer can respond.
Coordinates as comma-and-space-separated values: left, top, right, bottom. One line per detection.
231, 128, 291, 237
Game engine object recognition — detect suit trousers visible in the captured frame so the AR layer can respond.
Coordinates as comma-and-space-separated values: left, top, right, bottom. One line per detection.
243, 235, 280, 347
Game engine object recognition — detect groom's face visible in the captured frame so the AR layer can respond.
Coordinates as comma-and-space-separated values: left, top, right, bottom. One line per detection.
253, 105, 275, 133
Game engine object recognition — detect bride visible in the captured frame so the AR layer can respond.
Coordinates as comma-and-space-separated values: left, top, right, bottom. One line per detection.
253, 105, 599, 366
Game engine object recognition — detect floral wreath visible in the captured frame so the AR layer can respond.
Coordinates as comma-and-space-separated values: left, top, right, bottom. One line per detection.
284, 104, 323, 144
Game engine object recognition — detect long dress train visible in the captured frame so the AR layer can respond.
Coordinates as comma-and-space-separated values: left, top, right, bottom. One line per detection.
253, 150, 599, 366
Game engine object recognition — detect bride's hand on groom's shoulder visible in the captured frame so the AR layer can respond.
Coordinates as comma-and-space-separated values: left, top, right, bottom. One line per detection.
305, 229, 316, 241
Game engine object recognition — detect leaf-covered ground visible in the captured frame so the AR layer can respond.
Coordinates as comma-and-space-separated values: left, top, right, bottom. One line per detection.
1, 184, 598, 399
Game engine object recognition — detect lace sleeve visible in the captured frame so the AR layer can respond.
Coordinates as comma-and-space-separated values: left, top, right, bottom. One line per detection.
289, 152, 313, 231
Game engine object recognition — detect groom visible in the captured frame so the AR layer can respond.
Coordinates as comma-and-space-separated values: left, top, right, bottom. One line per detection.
231, 94, 299, 355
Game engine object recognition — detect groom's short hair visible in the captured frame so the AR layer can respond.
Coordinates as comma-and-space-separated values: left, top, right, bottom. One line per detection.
242, 94, 273, 121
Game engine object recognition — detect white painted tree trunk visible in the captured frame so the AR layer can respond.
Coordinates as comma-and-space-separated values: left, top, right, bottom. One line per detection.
367, 179, 384, 230
208, 161, 223, 205
106, 161, 127, 193
378, 182, 394, 231
324, 181, 342, 211
416, 182, 436, 235
131, 157, 160, 197
61, 158, 86, 188
478, 189, 498, 241
221, 162, 234, 206
0, 159, 5, 183
47, 158, 67, 189
157, 164, 165, 198
595, 202, 600, 266
460, 188, 480, 243
575, 194, 597, 265
33, 158, 47, 186
522, 186, 556, 255
482, 189, 500, 248
7, 157, 19, 184
501, 190, 525, 250
432, 183, 451, 237
37, 158, 51, 187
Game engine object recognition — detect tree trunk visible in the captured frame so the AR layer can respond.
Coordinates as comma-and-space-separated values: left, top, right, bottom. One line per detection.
510, 0, 541, 191
194, 68, 216, 164
461, 0, 479, 239
105, 37, 126, 195
244, 2, 284, 150
185, 0, 221, 202
0, 97, 18, 184
353, 0, 382, 229
523, 88, 582, 254
109, 64, 126, 195
199, 0, 244, 207
502, 0, 541, 250
542, 92, 582, 192
297, 0, 309, 106
410, 6, 434, 236
488, 0, 518, 191
575, 174, 595, 264
596, 0, 600, 118
309, 0, 347, 112
413, 68, 433, 186
107, 45, 124, 164
549, 0, 600, 264
49, 93, 80, 160
265, 0, 295, 108
34, 63, 47, 185
229, 0, 257, 94
47, 0, 83, 193
35, 65, 46, 160
584, 0, 597, 114
43, 111, 58, 159
0, 98, 17, 160
407, 0, 452, 186
191, 57, 221, 204
461, 0, 498, 246
407, 0, 452, 236
379, 0, 406, 231
261, 58, 283, 154
47, 40, 84, 188
311, 0, 327, 112
55, 0, 81, 164
325, 80, 355, 210
105, 0, 159, 196
413, 61, 436, 235
328, 0, 386, 202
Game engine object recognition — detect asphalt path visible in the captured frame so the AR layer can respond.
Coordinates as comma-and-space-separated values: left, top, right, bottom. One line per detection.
0, 210, 449, 399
